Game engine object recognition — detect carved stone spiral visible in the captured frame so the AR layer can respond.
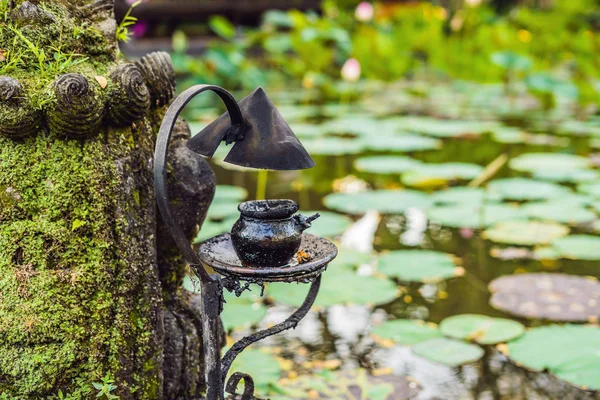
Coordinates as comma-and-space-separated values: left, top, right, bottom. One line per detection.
47, 73, 105, 138
0, 76, 41, 138
107, 63, 151, 125
135, 51, 176, 107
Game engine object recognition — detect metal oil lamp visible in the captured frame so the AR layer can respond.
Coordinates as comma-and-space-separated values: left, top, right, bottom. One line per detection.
154, 85, 337, 399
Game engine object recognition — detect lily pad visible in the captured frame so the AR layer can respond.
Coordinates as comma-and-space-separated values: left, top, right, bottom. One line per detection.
412, 337, 484, 367
427, 204, 525, 229
363, 134, 442, 153
551, 235, 600, 260
206, 202, 240, 221
221, 290, 268, 331
303, 210, 352, 238
522, 202, 596, 225
400, 117, 498, 138
194, 216, 236, 243
532, 169, 599, 184
577, 182, 600, 198
228, 348, 282, 395
487, 178, 571, 201
401, 163, 483, 188
439, 314, 524, 345
377, 250, 460, 283
483, 220, 569, 246
354, 156, 422, 174
267, 269, 398, 307
323, 115, 379, 136
507, 324, 600, 390
431, 187, 502, 205
302, 137, 365, 156
214, 185, 248, 202
371, 319, 442, 345
323, 190, 430, 215
489, 273, 600, 322
271, 369, 420, 400
509, 153, 589, 173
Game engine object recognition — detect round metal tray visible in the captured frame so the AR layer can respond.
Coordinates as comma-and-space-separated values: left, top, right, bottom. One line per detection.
197, 233, 337, 282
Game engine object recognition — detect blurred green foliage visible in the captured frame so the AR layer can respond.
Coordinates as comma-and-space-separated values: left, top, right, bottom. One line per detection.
171, 0, 600, 108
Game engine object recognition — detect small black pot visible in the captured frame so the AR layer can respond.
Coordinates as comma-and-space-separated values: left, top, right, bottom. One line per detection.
231, 199, 319, 268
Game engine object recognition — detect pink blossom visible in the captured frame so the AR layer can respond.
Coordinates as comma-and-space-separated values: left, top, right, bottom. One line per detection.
355, 2, 374, 22
459, 227, 474, 239
132, 21, 149, 38
341, 58, 361, 82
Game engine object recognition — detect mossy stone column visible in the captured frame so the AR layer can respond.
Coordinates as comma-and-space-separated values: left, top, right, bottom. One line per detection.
0, 1, 215, 398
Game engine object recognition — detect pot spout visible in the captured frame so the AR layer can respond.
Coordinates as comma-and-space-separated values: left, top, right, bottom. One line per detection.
294, 213, 320, 232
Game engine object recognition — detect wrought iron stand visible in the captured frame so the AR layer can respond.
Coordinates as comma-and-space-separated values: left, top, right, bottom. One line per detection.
154, 85, 337, 399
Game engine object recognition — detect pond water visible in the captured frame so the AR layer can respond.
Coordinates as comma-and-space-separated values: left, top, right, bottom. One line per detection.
184, 81, 600, 400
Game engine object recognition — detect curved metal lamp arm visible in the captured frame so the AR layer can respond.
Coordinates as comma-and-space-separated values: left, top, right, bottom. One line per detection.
221, 276, 322, 380
154, 84, 244, 281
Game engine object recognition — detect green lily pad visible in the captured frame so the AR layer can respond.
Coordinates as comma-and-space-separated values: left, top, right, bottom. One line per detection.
303, 210, 352, 238
214, 185, 248, 202
509, 153, 589, 173
483, 220, 569, 246
400, 117, 498, 138
323, 190, 431, 215
228, 348, 282, 395
277, 104, 320, 121
551, 235, 600, 260
270, 369, 419, 400
522, 202, 596, 225
302, 137, 365, 155
508, 324, 600, 390
559, 119, 600, 137
431, 187, 502, 205
206, 202, 240, 221
267, 269, 398, 307
377, 250, 460, 283
577, 182, 600, 198
323, 115, 379, 136
413, 337, 484, 367
439, 314, 524, 345
221, 290, 267, 331
364, 134, 442, 153
427, 204, 525, 229
401, 163, 483, 188
354, 156, 422, 174
532, 169, 599, 184
371, 320, 442, 345
487, 178, 571, 201
292, 123, 326, 138
194, 216, 236, 243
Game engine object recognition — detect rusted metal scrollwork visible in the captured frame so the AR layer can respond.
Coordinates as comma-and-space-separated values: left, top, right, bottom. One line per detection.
221, 276, 322, 399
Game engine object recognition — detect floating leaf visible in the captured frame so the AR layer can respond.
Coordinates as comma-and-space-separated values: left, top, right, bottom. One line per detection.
487, 178, 571, 201
508, 325, 600, 390
401, 163, 483, 188
228, 348, 282, 396
363, 134, 442, 152
551, 234, 600, 260
522, 202, 596, 225
489, 273, 600, 322
509, 153, 589, 173
267, 269, 398, 307
302, 137, 365, 155
439, 314, 524, 345
354, 156, 422, 174
221, 290, 267, 331
532, 169, 599, 184
398, 116, 498, 138
483, 220, 569, 246
206, 202, 239, 221
303, 210, 352, 238
427, 204, 525, 229
324, 190, 430, 215
372, 320, 442, 345
577, 182, 600, 198
430, 187, 502, 205
194, 217, 236, 243
214, 185, 248, 202
413, 337, 484, 367
377, 250, 460, 283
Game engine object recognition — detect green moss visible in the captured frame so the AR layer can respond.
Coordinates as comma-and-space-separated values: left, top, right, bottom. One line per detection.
0, 123, 161, 398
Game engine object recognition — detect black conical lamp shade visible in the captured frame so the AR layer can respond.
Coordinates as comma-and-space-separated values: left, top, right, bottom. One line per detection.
187, 87, 315, 171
